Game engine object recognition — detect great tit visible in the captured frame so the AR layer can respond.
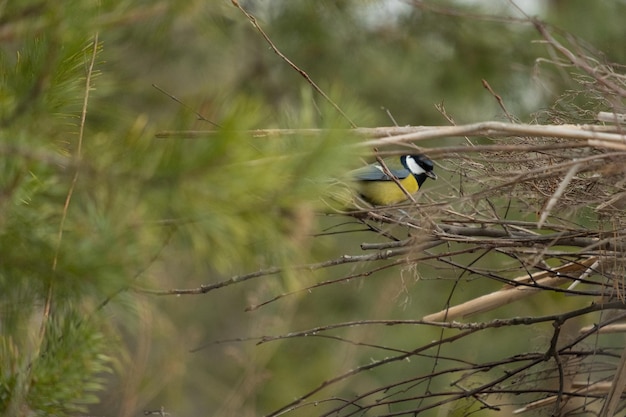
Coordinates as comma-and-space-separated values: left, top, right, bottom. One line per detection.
352, 154, 437, 206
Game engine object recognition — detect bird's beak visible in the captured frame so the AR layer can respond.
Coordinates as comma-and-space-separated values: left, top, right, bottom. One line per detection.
426, 171, 437, 180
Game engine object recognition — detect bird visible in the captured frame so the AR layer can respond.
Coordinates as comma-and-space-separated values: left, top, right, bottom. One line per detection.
352, 154, 437, 206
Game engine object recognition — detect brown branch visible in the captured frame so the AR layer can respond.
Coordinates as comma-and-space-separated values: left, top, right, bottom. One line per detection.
264, 327, 482, 417
599, 344, 626, 417
482, 78, 516, 122
361, 122, 626, 149
155, 121, 624, 139
144, 218, 625, 299
422, 257, 599, 322
138, 245, 420, 296
534, 21, 626, 98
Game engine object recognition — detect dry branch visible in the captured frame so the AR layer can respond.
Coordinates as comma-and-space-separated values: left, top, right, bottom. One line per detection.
156, 119, 626, 147
423, 257, 599, 322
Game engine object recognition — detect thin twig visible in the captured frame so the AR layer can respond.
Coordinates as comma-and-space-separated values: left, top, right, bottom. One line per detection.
374, 154, 417, 204
534, 21, 626, 98
537, 161, 581, 228
45, 33, 99, 332
152, 83, 221, 127
231, 0, 356, 128
482, 78, 516, 122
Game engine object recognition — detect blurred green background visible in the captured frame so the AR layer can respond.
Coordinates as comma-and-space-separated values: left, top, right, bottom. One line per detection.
1, 1, 625, 416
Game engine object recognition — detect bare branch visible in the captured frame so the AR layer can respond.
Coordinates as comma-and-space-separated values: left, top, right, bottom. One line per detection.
231, 0, 356, 127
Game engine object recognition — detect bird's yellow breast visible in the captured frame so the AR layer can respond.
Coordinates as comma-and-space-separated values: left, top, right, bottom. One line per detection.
358, 175, 419, 206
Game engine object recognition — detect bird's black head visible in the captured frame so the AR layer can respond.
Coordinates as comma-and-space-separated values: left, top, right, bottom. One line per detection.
401, 154, 437, 186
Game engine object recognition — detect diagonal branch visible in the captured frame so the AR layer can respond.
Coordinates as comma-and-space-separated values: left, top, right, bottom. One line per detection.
231, 0, 356, 128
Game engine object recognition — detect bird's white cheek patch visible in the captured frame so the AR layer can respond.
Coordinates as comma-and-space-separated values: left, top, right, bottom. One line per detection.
406, 157, 426, 175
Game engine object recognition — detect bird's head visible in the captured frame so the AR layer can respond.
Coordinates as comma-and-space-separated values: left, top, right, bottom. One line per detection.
401, 154, 437, 182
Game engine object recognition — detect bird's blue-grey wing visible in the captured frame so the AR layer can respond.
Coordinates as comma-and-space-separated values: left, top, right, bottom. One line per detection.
352, 164, 411, 181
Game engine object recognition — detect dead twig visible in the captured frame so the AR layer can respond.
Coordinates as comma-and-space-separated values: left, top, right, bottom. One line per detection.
231, 0, 356, 127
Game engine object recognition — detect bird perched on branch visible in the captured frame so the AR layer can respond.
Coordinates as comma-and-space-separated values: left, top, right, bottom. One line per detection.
352, 154, 437, 206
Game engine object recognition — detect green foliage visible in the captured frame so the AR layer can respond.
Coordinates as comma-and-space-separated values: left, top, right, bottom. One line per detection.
150, 114, 357, 272
1, 3, 134, 416
1, 2, 362, 414
0, 316, 111, 416
18, 315, 110, 416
